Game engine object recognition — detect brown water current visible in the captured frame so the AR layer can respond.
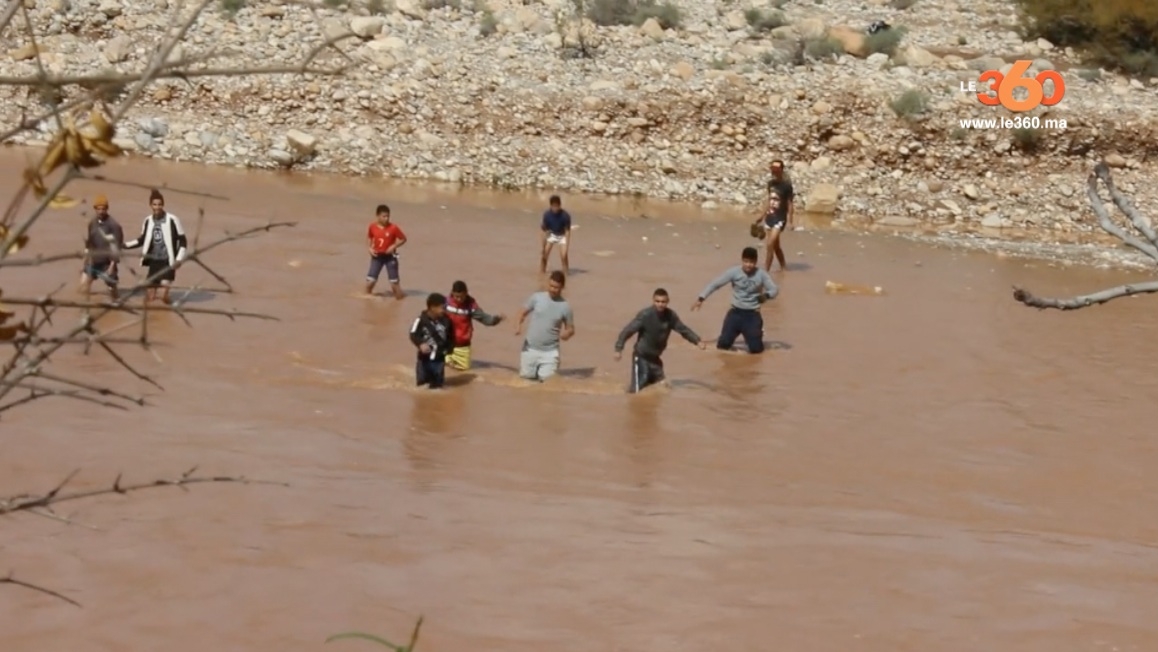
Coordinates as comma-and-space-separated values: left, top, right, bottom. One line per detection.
2, 151, 1157, 651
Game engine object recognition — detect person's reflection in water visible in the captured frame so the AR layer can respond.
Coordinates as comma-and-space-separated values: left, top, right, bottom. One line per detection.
403, 389, 467, 492
709, 354, 769, 422
626, 392, 663, 489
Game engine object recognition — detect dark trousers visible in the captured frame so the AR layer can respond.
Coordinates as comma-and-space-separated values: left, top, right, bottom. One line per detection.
415, 356, 446, 388
717, 307, 764, 353
629, 354, 665, 394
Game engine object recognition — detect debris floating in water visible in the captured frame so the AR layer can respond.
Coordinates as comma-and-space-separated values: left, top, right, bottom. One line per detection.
825, 280, 884, 296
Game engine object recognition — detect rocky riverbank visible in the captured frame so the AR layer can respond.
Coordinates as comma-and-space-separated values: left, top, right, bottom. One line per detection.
3, 0, 1158, 259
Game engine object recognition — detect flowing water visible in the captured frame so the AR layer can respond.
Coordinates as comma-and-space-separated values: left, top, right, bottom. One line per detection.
2, 150, 1157, 651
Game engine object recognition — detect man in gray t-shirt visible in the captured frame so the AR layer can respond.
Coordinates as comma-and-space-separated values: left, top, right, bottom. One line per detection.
515, 270, 575, 381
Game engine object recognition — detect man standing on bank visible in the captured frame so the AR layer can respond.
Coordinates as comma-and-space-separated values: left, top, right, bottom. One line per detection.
539, 194, 571, 275
124, 189, 187, 305
79, 193, 126, 300
757, 159, 795, 272
515, 270, 574, 382
691, 246, 779, 354
614, 288, 706, 393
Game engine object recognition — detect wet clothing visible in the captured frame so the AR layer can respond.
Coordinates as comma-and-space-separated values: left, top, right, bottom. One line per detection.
767, 176, 794, 204
409, 311, 456, 389
520, 348, 559, 381
445, 294, 501, 347
698, 266, 779, 311
83, 216, 125, 264
125, 212, 187, 283
541, 209, 572, 237
84, 260, 119, 287
368, 222, 405, 255
630, 355, 665, 394
614, 306, 701, 359
763, 204, 789, 231
615, 306, 701, 393
718, 308, 765, 353
366, 253, 400, 283
522, 291, 573, 352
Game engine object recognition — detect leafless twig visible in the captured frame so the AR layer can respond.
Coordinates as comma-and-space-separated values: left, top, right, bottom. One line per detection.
1012, 162, 1158, 310
0, 0, 327, 610
1, 467, 289, 605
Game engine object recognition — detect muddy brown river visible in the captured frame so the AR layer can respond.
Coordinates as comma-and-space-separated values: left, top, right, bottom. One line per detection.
2, 151, 1157, 651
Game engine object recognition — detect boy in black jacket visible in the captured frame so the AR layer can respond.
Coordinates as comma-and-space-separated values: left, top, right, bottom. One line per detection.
614, 288, 706, 393
409, 293, 456, 389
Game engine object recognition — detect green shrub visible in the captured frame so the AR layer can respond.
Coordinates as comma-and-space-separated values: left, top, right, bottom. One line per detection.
804, 37, 844, 59
586, 0, 682, 29
866, 26, 907, 56
478, 9, 497, 36
890, 89, 928, 117
423, 0, 460, 8
1012, 127, 1043, 150
1013, 0, 1158, 75
889, 0, 918, 8
745, 8, 786, 32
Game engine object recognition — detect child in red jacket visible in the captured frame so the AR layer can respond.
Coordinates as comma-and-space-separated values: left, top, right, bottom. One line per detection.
444, 280, 504, 371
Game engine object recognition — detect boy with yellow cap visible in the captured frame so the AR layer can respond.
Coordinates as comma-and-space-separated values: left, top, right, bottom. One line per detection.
79, 193, 126, 300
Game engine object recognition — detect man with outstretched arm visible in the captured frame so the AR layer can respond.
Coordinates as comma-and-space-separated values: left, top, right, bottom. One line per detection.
690, 246, 778, 354
614, 288, 706, 393
515, 270, 574, 382
123, 188, 187, 305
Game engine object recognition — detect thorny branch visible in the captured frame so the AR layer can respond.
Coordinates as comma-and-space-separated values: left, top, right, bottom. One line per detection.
2, 467, 289, 606
1012, 162, 1158, 310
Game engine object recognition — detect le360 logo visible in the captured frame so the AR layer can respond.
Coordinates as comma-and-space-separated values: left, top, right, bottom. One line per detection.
959, 60, 1066, 112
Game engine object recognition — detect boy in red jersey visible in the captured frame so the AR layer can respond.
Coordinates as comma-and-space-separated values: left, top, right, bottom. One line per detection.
365, 204, 407, 299
444, 280, 504, 371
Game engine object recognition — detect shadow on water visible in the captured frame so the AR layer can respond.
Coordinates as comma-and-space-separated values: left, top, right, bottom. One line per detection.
471, 359, 519, 373
557, 366, 596, 379
119, 286, 218, 303
784, 261, 813, 272
727, 339, 792, 352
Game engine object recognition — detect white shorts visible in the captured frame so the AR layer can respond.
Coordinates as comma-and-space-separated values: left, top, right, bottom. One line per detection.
545, 233, 567, 245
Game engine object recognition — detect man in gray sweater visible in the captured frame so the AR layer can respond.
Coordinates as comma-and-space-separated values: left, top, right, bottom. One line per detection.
614, 288, 706, 393
690, 246, 779, 354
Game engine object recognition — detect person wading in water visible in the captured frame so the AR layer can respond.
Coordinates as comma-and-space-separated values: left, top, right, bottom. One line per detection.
754, 159, 795, 272
124, 189, 187, 305
79, 193, 126, 300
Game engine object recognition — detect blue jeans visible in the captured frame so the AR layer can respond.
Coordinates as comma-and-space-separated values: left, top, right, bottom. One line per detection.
366, 254, 399, 283
416, 356, 446, 388
717, 308, 764, 353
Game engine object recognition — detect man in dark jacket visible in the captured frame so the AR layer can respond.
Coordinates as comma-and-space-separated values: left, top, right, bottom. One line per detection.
409, 292, 456, 390
79, 193, 126, 300
614, 288, 706, 393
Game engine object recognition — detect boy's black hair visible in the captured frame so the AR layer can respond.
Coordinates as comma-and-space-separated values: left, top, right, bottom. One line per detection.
653, 288, 669, 297
548, 195, 561, 205
548, 270, 566, 286
451, 280, 468, 293
741, 247, 759, 261
376, 204, 390, 215
426, 292, 446, 308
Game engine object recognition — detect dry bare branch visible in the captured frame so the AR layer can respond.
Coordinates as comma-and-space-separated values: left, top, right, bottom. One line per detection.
0, 0, 330, 607
1013, 162, 1158, 310
1, 468, 289, 605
